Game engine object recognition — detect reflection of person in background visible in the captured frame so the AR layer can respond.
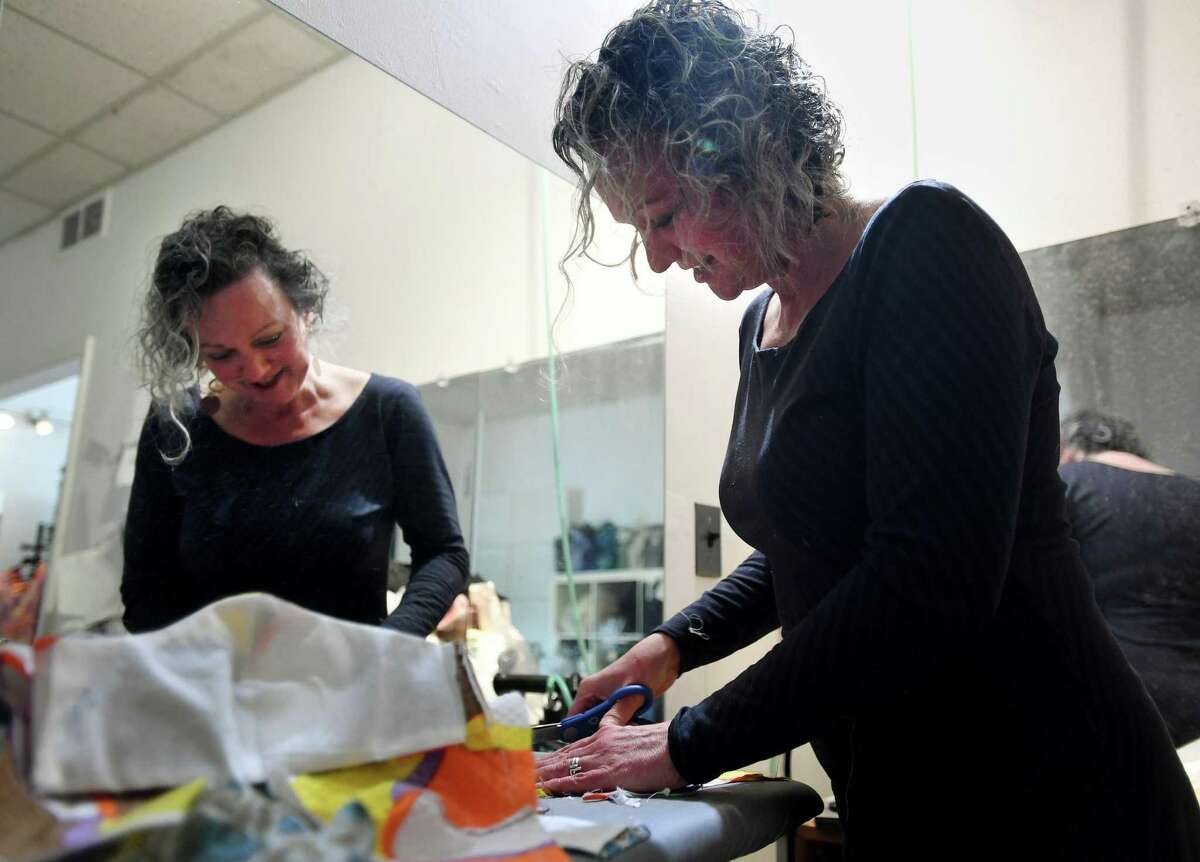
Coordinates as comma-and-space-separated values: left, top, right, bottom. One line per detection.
121, 207, 468, 635
1060, 409, 1200, 746
535, 2, 1200, 856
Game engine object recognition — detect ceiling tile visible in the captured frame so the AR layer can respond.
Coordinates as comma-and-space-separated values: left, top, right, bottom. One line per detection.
8, 0, 267, 76
0, 190, 51, 245
0, 11, 145, 133
77, 86, 220, 166
0, 112, 55, 175
167, 12, 340, 115
3, 142, 124, 208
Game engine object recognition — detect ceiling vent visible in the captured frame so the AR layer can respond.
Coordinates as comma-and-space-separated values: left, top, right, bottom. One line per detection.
60, 193, 109, 251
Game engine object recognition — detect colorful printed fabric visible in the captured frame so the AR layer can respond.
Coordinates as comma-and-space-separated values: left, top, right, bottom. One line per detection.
49, 782, 375, 862
285, 692, 569, 861
0, 562, 45, 644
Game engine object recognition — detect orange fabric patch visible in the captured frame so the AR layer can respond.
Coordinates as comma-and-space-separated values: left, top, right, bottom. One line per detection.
426, 747, 537, 828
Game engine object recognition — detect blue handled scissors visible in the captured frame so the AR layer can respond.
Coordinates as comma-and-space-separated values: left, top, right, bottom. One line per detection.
532, 684, 654, 745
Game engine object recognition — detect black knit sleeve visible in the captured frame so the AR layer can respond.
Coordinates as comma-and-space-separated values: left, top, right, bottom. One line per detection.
654, 551, 780, 672
121, 410, 188, 632
667, 183, 1046, 783
378, 380, 470, 636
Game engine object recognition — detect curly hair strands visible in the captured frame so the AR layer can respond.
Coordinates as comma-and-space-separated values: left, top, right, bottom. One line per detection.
1061, 409, 1150, 459
135, 206, 329, 463
552, 0, 848, 282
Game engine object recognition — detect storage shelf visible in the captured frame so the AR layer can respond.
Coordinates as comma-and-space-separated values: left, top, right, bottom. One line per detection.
553, 568, 663, 640
553, 567, 663, 582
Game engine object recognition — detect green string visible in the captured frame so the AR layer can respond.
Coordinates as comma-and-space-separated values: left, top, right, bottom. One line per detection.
545, 673, 574, 709
539, 171, 594, 675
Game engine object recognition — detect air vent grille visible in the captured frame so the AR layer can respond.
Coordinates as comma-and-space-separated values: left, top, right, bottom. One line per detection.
60, 194, 108, 250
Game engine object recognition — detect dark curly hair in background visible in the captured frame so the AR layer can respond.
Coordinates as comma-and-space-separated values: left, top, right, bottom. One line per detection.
1061, 409, 1150, 459
135, 206, 329, 462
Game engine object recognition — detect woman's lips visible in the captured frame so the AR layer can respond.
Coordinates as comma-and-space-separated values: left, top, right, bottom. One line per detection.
250, 369, 284, 390
692, 256, 717, 282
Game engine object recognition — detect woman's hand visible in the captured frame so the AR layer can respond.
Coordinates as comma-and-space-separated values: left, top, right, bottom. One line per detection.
536, 721, 685, 794
569, 632, 682, 725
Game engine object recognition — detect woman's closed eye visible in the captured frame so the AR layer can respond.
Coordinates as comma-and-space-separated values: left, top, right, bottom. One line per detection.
204, 333, 281, 362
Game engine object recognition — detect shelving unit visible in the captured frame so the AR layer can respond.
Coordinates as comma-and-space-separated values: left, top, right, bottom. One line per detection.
553, 567, 663, 665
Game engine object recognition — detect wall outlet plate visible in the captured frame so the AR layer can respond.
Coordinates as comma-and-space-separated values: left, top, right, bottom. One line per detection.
1179, 200, 1200, 228
694, 503, 722, 577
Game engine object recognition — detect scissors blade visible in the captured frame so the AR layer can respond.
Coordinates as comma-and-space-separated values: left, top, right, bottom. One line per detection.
531, 722, 563, 745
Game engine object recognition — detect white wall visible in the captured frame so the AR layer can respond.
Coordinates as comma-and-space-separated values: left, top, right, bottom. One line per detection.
0, 54, 664, 558
911, 0, 1200, 251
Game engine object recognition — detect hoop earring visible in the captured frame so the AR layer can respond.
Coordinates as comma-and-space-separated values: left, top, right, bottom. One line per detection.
201, 378, 223, 416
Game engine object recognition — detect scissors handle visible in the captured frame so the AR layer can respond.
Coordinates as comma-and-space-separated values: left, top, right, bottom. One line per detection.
559, 684, 653, 742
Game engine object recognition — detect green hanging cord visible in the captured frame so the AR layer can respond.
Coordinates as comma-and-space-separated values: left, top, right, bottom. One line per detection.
906, 0, 920, 180
538, 171, 594, 675
545, 673, 574, 710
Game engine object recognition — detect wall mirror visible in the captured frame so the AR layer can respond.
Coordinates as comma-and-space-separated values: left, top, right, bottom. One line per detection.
0, 0, 666, 694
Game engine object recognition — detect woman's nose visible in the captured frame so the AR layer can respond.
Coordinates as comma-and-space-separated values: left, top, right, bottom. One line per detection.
243, 353, 272, 382
643, 234, 679, 274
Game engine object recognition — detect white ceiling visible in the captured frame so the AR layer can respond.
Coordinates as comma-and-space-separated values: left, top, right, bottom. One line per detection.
0, 0, 344, 246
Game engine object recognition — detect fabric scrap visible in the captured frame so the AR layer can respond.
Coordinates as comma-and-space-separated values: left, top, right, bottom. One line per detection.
286, 692, 568, 861
32, 593, 468, 794
539, 814, 651, 859
712, 770, 783, 784
580, 787, 642, 808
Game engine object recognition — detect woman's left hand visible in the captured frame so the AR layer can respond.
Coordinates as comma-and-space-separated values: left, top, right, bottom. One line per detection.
535, 720, 686, 795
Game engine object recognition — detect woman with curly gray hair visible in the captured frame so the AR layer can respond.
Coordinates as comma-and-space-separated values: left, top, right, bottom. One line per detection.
122, 207, 468, 638
535, 2, 1200, 857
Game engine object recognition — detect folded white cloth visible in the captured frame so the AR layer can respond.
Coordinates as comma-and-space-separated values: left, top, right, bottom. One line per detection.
1179, 738, 1200, 800
32, 593, 468, 794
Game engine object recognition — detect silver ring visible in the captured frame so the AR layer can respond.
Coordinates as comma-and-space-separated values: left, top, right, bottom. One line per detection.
568, 756, 582, 776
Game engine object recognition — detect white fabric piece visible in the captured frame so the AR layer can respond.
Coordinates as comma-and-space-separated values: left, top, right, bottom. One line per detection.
32, 593, 468, 794
539, 814, 641, 856
1179, 738, 1200, 799
388, 795, 552, 862
484, 690, 531, 727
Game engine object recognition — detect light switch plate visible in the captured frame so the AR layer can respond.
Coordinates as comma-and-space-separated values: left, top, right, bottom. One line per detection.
694, 503, 722, 577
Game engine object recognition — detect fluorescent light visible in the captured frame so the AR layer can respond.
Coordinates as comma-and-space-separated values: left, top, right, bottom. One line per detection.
34, 418, 54, 436
0, 412, 14, 431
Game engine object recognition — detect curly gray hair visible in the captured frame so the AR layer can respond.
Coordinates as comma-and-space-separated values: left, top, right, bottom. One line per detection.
552, 0, 848, 280
135, 206, 329, 463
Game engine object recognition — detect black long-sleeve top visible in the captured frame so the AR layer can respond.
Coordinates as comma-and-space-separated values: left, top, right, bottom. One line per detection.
122, 374, 468, 636
1060, 460, 1200, 746
656, 182, 1200, 858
